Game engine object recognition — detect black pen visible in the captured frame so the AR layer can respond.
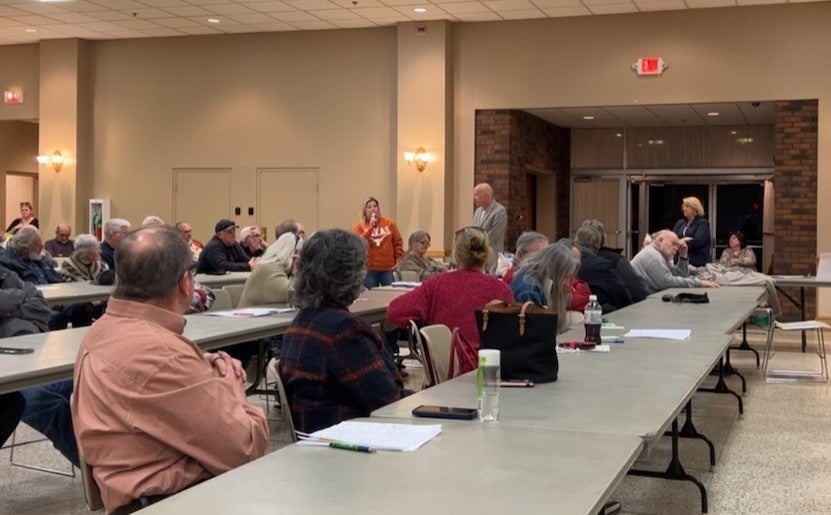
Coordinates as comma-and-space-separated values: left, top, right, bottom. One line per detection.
329, 441, 376, 453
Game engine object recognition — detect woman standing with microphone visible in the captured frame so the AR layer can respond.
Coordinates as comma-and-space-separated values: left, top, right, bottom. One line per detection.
353, 197, 404, 289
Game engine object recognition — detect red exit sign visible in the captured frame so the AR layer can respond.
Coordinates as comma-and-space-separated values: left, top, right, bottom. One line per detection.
633, 57, 667, 76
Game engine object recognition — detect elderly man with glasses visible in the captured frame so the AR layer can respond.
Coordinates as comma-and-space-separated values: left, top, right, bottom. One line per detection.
44, 223, 75, 258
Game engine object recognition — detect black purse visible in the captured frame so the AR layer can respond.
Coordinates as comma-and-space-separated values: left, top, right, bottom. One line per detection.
475, 300, 559, 383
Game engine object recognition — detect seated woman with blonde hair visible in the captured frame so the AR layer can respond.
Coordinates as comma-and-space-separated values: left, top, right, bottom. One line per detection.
238, 232, 302, 307
387, 226, 513, 356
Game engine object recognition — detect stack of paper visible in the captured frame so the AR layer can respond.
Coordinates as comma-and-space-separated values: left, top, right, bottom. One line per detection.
391, 282, 420, 288
205, 307, 294, 318
623, 329, 691, 341
311, 421, 441, 452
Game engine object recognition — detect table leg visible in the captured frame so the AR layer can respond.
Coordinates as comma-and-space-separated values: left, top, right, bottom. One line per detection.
662, 401, 716, 468
729, 323, 760, 369
698, 356, 743, 415
629, 419, 709, 513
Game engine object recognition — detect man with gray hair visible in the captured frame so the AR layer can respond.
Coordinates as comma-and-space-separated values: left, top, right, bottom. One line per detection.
0, 226, 64, 285
240, 226, 266, 259
502, 231, 549, 286
72, 226, 268, 513
630, 229, 719, 293
582, 219, 649, 303
473, 182, 507, 271
574, 225, 633, 313
100, 218, 131, 269
274, 219, 306, 240
44, 223, 74, 257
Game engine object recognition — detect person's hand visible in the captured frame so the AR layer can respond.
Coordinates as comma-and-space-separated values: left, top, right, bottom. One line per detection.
370, 213, 378, 228
681, 236, 692, 242
248, 257, 258, 269
205, 351, 246, 382
700, 280, 720, 288
677, 239, 689, 258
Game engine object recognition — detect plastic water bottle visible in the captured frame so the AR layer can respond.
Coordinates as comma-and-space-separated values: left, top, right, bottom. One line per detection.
477, 349, 500, 422
584, 295, 602, 344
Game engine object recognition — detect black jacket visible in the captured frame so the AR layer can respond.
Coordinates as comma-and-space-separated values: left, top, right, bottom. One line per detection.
197, 236, 251, 274
576, 249, 633, 313
597, 246, 650, 303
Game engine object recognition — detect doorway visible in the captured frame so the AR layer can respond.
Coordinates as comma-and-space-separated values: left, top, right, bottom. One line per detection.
5, 172, 38, 231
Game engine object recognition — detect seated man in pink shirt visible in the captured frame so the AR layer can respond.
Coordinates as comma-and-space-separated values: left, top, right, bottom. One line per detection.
71, 226, 269, 514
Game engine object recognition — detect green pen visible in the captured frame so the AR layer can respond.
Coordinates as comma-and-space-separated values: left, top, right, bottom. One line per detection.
329, 441, 376, 453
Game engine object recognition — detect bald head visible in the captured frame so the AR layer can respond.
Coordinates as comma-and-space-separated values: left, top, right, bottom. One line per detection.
473, 183, 495, 208
114, 227, 193, 301
653, 229, 680, 260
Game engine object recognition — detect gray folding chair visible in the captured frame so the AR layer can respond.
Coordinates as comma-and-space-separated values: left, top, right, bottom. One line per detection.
273, 360, 297, 442
762, 310, 829, 383
419, 324, 454, 384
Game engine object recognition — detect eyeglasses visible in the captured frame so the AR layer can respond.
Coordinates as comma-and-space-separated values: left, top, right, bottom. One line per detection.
418, 240, 430, 247
558, 341, 596, 351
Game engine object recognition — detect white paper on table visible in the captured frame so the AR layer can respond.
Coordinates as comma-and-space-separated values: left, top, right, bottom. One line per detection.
817, 253, 831, 280
311, 421, 442, 452
205, 308, 294, 317
587, 344, 611, 352
623, 329, 691, 341
391, 282, 420, 288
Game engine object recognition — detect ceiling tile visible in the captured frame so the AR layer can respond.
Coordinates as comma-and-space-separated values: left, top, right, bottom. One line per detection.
288, 19, 337, 28
453, 10, 501, 19
85, 10, 137, 21
249, 20, 297, 29
112, 19, 166, 30
202, 3, 259, 14
440, 2, 491, 14
684, 0, 736, 7
328, 0, 385, 7
242, 1, 296, 11
330, 17, 378, 26
483, 0, 536, 9
634, 0, 686, 10
226, 12, 275, 22
352, 6, 401, 15
271, 9, 320, 20
8, 15, 58, 25
285, 0, 341, 9
311, 8, 362, 19
540, 5, 591, 15
531, 0, 582, 7
498, 7, 546, 18
159, 5, 214, 15
153, 16, 203, 27
587, 3, 638, 13
119, 7, 173, 18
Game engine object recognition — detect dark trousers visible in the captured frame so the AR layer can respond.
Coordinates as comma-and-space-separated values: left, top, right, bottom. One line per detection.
0, 392, 25, 446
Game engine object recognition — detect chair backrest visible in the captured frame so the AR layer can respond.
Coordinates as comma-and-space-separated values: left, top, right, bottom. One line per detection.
273, 360, 297, 442
207, 288, 233, 311
419, 324, 453, 384
80, 459, 104, 511
223, 284, 244, 308
409, 320, 435, 388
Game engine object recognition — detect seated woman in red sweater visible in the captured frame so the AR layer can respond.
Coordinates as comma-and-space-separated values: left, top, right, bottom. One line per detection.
387, 226, 514, 356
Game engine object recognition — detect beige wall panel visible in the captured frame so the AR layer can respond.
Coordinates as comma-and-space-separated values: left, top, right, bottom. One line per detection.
88, 29, 396, 231
173, 169, 231, 244
572, 179, 620, 248
5, 174, 37, 229
0, 120, 38, 218
0, 44, 38, 121
571, 129, 624, 169
257, 168, 318, 238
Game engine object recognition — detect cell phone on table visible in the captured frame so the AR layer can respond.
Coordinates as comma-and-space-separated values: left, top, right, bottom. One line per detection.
0, 347, 34, 354
499, 379, 535, 387
412, 405, 478, 420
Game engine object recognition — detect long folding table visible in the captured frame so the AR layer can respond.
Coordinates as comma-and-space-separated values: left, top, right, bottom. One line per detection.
142, 418, 643, 515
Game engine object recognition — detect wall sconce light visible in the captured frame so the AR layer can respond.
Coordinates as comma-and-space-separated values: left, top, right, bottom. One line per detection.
403, 147, 430, 172
36, 150, 63, 172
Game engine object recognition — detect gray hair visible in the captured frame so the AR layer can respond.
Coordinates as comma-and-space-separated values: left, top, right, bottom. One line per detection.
407, 230, 430, 249
113, 227, 193, 300
72, 234, 100, 260
515, 231, 549, 261
240, 226, 259, 240
274, 219, 300, 239
9, 226, 41, 251
104, 218, 131, 239
141, 215, 165, 228
575, 225, 602, 253
517, 242, 579, 333
581, 219, 606, 246
260, 232, 301, 269
291, 229, 366, 309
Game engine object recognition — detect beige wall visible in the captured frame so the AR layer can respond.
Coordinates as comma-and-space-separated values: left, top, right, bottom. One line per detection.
0, 120, 38, 221
0, 44, 38, 122
450, 3, 831, 312
87, 28, 396, 234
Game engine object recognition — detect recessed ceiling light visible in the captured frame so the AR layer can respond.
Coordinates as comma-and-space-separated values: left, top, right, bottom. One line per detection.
25, 28, 37, 33
707, 112, 719, 117
615, 133, 622, 137
414, 7, 427, 13
582, 116, 594, 120
207, 18, 220, 24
